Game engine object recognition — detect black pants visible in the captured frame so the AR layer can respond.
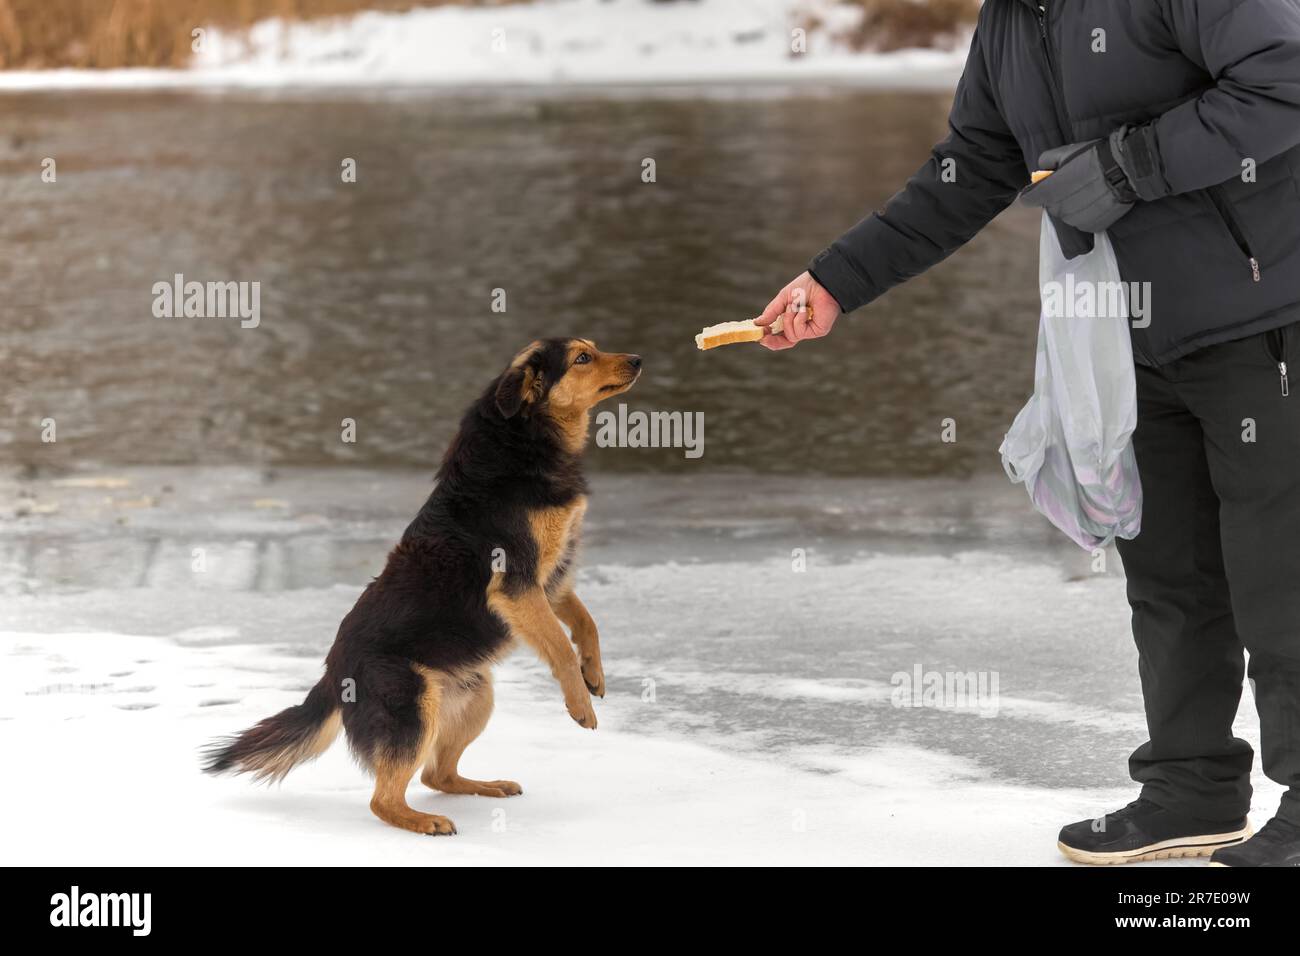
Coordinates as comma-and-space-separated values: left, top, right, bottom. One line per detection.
1116, 321, 1300, 826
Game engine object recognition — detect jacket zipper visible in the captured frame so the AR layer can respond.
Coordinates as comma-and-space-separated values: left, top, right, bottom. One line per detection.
1266, 326, 1290, 397
1207, 185, 1262, 283
1036, 2, 1073, 140
1037, 2, 1157, 366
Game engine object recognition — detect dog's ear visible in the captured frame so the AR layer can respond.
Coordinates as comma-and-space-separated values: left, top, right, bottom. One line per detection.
495, 366, 544, 418
495, 367, 527, 418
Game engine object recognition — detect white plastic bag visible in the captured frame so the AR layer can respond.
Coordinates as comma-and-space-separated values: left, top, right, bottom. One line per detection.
999, 213, 1142, 550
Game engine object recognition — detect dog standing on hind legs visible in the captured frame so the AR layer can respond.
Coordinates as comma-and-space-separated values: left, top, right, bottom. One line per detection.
203, 338, 641, 835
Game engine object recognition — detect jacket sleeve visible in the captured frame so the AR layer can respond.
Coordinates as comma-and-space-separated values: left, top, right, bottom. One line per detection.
808, 24, 1028, 315
1152, 0, 1300, 195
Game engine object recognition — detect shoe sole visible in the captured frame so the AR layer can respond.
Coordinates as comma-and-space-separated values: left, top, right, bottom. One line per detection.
1057, 825, 1252, 866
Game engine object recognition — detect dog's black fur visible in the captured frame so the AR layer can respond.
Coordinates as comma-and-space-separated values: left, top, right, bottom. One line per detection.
203, 338, 639, 833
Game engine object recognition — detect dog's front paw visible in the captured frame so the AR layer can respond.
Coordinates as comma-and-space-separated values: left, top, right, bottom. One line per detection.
566, 694, 598, 730
581, 656, 605, 698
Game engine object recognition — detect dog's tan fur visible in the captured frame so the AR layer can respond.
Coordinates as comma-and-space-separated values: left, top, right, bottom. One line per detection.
235, 711, 343, 784
369, 340, 636, 833
545, 339, 632, 453
208, 339, 639, 835
369, 666, 456, 835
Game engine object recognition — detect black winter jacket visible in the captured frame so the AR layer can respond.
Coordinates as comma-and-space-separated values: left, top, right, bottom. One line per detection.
808, 0, 1300, 365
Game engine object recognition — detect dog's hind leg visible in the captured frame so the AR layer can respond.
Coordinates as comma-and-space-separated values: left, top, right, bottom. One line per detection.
490, 587, 597, 730
371, 758, 457, 835
421, 673, 522, 797
368, 666, 457, 835
551, 590, 605, 698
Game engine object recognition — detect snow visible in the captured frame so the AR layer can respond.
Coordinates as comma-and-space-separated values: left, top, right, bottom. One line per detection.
0, 467, 1283, 866
0, 0, 968, 92
0, 629, 1126, 866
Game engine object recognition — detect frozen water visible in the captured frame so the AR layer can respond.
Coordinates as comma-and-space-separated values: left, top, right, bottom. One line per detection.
0, 467, 1281, 865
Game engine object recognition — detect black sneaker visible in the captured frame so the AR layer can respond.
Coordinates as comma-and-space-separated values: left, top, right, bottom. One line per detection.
1058, 798, 1251, 865
1209, 817, 1300, 867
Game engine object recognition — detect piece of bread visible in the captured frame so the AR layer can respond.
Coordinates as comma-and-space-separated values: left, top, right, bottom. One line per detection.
1031, 170, 1053, 184
695, 315, 784, 350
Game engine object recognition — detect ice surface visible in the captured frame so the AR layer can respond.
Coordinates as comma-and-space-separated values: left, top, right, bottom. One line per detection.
0, 467, 1281, 865
0, 629, 1133, 866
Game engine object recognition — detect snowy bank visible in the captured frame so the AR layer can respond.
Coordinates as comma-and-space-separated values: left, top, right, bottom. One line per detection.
0, 0, 968, 92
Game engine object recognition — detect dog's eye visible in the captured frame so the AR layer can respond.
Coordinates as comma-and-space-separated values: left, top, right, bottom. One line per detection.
574, 352, 592, 365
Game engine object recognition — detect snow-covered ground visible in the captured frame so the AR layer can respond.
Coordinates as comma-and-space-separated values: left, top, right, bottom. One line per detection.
0, 467, 1282, 865
0, 0, 968, 91
0, 628, 1121, 866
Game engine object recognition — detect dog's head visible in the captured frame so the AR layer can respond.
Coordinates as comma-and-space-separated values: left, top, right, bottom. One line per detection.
494, 338, 641, 419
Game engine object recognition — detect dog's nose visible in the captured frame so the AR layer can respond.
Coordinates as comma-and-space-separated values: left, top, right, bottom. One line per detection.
627, 355, 642, 370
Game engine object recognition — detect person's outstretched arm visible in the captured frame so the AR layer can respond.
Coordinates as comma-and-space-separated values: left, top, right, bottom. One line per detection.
758, 16, 1027, 350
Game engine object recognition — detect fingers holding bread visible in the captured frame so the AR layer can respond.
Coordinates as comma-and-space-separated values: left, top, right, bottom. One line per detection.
759, 327, 798, 350
754, 288, 787, 329
699, 271, 828, 351
771, 301, 814, 348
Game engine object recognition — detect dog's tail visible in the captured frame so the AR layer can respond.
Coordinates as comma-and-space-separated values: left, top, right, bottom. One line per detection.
202, 676, 341, 783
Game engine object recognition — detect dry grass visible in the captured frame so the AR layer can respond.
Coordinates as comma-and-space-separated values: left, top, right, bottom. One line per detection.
0, 0, 501, 69
840, 0, 981, 52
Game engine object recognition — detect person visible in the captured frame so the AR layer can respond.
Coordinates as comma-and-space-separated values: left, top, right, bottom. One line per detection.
757, 0, 1300, 866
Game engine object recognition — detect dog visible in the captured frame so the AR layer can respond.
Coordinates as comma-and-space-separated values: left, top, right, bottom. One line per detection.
203, 338, 642, 835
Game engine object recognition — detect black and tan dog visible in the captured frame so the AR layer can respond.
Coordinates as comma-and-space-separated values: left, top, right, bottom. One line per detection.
203, 338, 641, 834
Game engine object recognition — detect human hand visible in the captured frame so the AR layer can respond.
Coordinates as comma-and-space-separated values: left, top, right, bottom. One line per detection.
755, 271, 841, 351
